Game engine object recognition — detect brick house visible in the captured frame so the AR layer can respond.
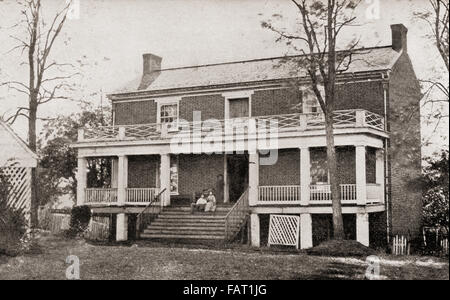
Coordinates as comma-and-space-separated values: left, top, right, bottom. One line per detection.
72, 24, 422, 248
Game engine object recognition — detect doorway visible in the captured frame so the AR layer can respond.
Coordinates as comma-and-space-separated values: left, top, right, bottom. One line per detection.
227, 154, 249, 203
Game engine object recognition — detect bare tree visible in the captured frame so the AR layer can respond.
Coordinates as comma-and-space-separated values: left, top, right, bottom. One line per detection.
263, 0, 362, 239
0, 0, 75, 227
416, 0, 449, 138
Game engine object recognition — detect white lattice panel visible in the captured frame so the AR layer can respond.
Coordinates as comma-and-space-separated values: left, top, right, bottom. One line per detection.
1, 167, 32, 217
268, 214, 300, 249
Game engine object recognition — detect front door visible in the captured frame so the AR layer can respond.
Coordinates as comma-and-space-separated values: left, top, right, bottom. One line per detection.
227, 154, 249, 202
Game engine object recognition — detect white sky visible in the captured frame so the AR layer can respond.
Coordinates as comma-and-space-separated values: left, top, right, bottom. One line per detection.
0, 0, 448, 156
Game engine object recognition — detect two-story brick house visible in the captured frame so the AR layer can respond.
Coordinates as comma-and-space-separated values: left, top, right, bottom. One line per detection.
72, 24, 422, 248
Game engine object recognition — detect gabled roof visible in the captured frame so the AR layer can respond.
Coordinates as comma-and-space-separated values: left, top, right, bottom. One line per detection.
113, 46, 401, 95
0, 120, 38, 168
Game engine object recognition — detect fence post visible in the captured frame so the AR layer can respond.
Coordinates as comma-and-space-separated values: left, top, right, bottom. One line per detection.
355, 110, 366, 127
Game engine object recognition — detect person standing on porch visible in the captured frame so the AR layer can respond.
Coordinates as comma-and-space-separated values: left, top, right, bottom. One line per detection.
205, 190, 217, 212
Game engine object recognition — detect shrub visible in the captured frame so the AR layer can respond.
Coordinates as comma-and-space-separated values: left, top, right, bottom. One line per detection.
65, 205, 91, 238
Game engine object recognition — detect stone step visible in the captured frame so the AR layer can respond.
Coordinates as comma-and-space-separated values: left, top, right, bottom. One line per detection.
150, 220, 225, 227
140, 233, 225, 240
165, 206, 231, 212
162, 211, 228, 216
144, 228, 226, 235
158, 214, 226, 220
146, 225, 225, 231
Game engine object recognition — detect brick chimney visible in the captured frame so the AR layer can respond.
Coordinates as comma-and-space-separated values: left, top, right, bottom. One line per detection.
142, 53, 162, 75
391, 24, 408, 52
138, 53, 162, 90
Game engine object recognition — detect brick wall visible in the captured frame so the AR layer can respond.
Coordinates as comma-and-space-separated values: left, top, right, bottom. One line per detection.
259, 148, 300, 185
257, 147, 374, 186
180, 94, 225, 121
388, 52, 423, 237
113, 82, 385, 126
252, 88, 302, 117
335, 81, 385, 115
114, 101, 157, 125
178, 154, 224, 197
127, 155, 159, 188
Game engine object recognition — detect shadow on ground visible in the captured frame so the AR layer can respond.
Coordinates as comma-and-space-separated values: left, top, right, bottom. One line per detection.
304, 261, 366, 280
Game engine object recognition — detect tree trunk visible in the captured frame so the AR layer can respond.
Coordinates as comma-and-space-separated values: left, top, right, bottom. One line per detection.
325, 112, 345, 239
326, 0, 344, 239
28, 94, 38, 228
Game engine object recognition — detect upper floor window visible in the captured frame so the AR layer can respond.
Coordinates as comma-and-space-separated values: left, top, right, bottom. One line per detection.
156, 98, 180, 131
160, 103, 178, 124
301, 86, 324, 114
229, 98, 249, 119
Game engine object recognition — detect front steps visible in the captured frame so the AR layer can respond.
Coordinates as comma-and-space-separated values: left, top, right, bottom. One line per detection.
140, 205, 233, 242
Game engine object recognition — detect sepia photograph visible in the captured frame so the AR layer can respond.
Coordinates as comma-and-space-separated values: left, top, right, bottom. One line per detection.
0, 0, 448, 283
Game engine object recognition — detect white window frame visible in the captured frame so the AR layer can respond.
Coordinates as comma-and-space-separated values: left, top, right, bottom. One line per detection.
156, 97, 180, 132
300, 86, 324, 114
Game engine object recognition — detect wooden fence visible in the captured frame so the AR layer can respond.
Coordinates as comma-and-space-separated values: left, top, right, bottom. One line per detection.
48, 213, 71, 234
85, 216, 110, 241
38, 207, 110, 240
392, 235, 410, 255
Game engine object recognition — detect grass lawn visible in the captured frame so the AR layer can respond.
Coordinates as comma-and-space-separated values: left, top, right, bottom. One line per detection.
0, 233, 448, 280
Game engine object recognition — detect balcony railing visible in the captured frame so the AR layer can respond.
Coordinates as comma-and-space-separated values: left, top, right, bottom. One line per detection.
85, 187, 160, 205
85, 188, 118, 204
309, 184, 357, 203
366, 184, 383, 204
256, 184, 384, 205
78, 109, 385, 143
126, 188, 159, 205
258, 185, 301, 204
84, 184, 383, 206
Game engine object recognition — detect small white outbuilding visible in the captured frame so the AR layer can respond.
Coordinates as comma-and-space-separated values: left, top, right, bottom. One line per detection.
0, 120, 37, 216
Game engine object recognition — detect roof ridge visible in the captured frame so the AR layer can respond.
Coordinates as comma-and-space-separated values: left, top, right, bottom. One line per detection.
158, 45, 393, 72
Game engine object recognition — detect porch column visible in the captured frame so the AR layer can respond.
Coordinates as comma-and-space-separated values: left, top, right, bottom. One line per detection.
355, 145, 367, 205
76, 157, 87, 206
248, 152, 259, 206
116, 213, 128, 241
223, 154, 229, 203
111, 158, 118, 188
160, 153, 171, 206
117, 155, 128, 206
356, 212, 370, 246
300, 147, 310, 205
376, 149, 385, 203
300, 213, 313, 249
250, 213, 260, 247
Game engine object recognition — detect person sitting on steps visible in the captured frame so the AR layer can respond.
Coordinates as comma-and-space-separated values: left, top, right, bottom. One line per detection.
205, 189, 217, 213
191, 191, 207, 213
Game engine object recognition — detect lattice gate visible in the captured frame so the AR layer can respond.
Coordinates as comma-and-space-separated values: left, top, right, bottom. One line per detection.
1, 167, 32, 219
268, 214, 300, 249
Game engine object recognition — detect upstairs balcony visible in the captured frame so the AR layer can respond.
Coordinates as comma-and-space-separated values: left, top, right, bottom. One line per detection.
77, 109, 385, 144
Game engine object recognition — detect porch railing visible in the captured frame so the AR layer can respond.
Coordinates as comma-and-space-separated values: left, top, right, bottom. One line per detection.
126, 188, 160, 205
136, 188, 167, 238
258, 185, 301, 204
85, 188, 118, 204
309, 184, 357, 203
225, 188, 249, 241
78, 109, 385, 142
366, 183, 383, 204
